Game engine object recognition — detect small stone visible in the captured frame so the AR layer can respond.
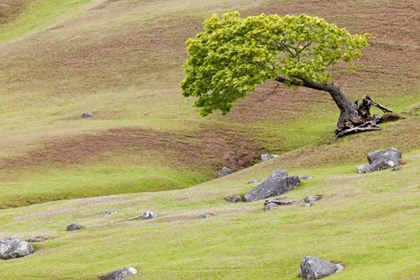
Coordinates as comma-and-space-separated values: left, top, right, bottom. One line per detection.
261, 154, 278, 161
142, 211, 157, 220
25, 237, 45, 243
264, 202, 280, 211
303, 202, 313, 207
219, 167, 233, 177
66, 224, 82, 231
304, 195, 322, 203
81, 112, 94, 118
101, 266, 138, 280
100, 210, 117, 217
245, 178, 263, 184
298, 175, 313, 180
224, 195, 243, 203
199, 213, 213, 219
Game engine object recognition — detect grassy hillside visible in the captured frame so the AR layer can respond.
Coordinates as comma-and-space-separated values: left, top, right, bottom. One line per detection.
0, 0, 419, 278
0, 0, 418, 208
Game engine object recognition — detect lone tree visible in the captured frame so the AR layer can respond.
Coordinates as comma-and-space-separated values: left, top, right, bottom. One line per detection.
181, 12, 393, 136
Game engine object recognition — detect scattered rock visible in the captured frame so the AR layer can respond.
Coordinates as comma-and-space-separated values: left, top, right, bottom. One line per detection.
264, 202, 280, 211
357, 147, 401, 173
100, 210, 117, 217
199, 213, 213, 219
245, 178, 263, 184
0, 237, 34, 259
25, 235, 54, 243
142, 211, 157, 220
298, 175, 313, 180
392, 166, 401, 171
299, 256, 343, 280
101, 266, 138, 280
303, 202, 313, 207
244, 170, 301, 202
219, 167, 233, 177
66, 224, 82, 231
81, 112, 94, 118
224, 195, 243, 203
264, 198, 299, 210
261, 154, 278, 161
304, 195, 323, 203
25, 237, 45, 243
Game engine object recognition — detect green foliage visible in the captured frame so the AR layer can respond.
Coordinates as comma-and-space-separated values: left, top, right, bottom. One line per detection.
181, 12, 370, 116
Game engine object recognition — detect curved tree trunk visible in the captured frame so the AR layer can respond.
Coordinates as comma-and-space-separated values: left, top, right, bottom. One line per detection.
293, 78, 357, 126
275, 77, 394, 137
323, 85, 357, 126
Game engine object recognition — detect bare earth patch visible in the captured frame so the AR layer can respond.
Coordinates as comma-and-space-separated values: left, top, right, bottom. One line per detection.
0, 127, 264, 172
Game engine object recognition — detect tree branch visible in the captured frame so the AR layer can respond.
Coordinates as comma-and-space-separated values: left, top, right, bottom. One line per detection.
260, 83, 281, 101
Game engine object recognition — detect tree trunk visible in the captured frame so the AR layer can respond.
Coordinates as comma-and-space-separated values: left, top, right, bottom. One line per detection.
275, 77, 394, 137
324, 85, 357, 126
296, 78, 357, 126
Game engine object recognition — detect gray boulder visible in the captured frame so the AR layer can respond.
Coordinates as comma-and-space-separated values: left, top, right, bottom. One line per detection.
244, 170, 301, 202
0, 237, 34, 259
66, 224, 82, 231
101, 266, 138, 280
299, 256, 343, 280
357, 147, 401, 173
219, 167, 233, 177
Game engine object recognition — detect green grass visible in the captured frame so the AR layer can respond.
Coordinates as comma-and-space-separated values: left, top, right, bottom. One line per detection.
0, 149, 420, 279
0, 0, 101, 43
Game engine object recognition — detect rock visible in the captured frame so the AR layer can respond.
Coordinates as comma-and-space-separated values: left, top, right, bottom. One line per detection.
245, 178, 263, 184
100, 210, 117, 217
299, 175, 313, 180
304, 195, 323, 203
0, 237, 34, 259
303, 202, 313, 207
199, 213, 213, 219
244, 170, 301, 202
218, 167, 233, 177
261, 154, 278, 161
224, 195, 243, 203
101, 266, 138, 280
299, 256, 343, 280
357, 147, 401, 173
81, 112, 94, 118
264, 198, 299, 209
66, 224, 82, 231
264, 202, 280, 211
142, 211, 157, 220
25, 237, 45, 243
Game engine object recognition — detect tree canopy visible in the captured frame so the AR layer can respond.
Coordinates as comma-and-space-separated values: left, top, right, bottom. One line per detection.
181, 12, 370, 117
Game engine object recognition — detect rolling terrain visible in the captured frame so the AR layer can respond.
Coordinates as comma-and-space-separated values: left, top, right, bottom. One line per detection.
0, 0, 419, 279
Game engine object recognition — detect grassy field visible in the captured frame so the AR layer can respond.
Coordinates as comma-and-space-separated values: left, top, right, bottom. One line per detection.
0, 0, 419, 278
